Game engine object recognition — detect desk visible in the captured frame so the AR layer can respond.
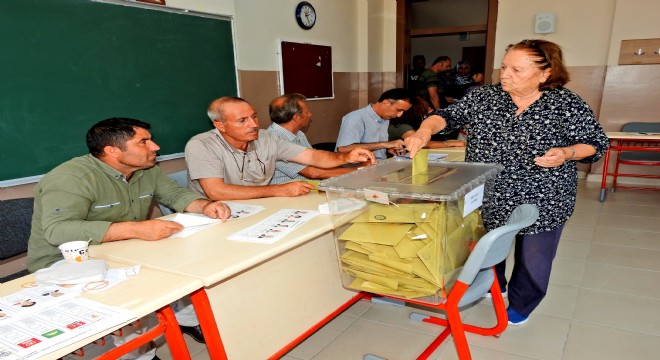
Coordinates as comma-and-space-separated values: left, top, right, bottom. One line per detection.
90, 193, 356, 359
0, 261, 202, 359
599, 132, 660, 201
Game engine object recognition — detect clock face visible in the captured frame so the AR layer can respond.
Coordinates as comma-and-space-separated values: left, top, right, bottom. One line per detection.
296, 2, 316, 30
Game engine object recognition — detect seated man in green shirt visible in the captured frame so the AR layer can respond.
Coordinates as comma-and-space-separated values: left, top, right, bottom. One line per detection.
27, 117, 230, 358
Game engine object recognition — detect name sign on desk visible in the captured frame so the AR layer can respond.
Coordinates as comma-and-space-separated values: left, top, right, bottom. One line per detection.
228, 209, 319, 244
463, 184, 485, 217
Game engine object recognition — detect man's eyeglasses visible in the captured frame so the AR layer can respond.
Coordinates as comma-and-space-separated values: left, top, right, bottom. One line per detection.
237, 151, 266, 183
216, 133, 267, 183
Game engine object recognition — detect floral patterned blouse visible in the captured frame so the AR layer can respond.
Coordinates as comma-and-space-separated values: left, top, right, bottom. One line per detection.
434, 83, 610, 234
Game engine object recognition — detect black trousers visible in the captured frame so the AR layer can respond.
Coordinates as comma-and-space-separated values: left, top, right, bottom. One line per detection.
495, 224, 565, 316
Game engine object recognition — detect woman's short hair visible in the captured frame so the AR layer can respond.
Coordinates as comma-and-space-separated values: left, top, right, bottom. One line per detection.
506, 39, 570, 90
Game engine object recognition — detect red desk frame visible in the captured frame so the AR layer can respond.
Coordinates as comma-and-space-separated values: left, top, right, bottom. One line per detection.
599, 132, 660, 202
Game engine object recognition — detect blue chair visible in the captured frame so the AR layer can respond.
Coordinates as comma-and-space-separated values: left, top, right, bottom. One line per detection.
364, 204, 539, 360
0, 198, 34, 282
158, 170, 189, 216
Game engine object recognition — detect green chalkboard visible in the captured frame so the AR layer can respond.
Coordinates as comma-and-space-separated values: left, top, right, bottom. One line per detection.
0, 0, 237, 182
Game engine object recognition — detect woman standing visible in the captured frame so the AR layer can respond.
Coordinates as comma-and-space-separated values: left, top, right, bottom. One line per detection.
404, 39, 610, 325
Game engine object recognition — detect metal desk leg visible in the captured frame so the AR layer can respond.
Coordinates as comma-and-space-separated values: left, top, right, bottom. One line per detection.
97, 305, 191, 360
189, 288, 228, 360
600, 145, 612, 202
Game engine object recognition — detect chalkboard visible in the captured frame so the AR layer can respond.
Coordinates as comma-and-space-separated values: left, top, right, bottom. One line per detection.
280, 41, 333, 99
0, 0, 237, 182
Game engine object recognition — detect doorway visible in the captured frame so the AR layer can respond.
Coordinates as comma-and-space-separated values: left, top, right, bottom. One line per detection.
396, 0, 497, 86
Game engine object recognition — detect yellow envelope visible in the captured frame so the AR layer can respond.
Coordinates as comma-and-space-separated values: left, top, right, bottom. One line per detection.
368, 253, 414, 274
368, 203, 414, 223
345, 268, 399, 290
445, 226, 471, 272
344, 241, 372, 255
341, 251, 407, 277
348, 279, 434, 299
412, 149, 429, 175
338, 223, 412, 246
394, 232, 428, 258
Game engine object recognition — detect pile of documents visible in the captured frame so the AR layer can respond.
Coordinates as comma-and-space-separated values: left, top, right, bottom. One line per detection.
337, 201, 485, 302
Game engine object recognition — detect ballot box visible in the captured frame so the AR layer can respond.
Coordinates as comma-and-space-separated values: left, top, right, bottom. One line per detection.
319, 158, 501, 305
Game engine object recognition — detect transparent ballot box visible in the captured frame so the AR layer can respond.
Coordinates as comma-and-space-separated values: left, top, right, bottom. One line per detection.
319, 159, 502, 305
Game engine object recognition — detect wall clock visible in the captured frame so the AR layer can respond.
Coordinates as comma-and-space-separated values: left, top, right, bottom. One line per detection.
295, 2, 316, 30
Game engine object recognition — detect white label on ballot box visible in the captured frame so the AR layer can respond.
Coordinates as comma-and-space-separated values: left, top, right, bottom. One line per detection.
363, 188, 390, 205
463, 184, 485, 217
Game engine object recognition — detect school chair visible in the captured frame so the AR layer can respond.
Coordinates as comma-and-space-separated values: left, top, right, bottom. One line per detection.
158, 170, 189, 215
0, 197, 34, 282
611, 122, 660, 192
364, 204, 539, 360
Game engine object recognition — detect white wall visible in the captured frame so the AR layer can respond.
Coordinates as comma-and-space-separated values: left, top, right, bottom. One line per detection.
608, 0, 660, 65
165, 0, 234, 16
494, 0, 616, 67
165, 0, 396, 73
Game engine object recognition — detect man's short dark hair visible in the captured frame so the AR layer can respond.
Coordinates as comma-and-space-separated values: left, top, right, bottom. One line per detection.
431, 56, 451, 65
86, 117, 151, 157
378, 88, 411, 103
269, 93, 307, 124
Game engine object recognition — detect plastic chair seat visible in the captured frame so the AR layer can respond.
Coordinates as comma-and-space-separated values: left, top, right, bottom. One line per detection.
365, 204, 539, 360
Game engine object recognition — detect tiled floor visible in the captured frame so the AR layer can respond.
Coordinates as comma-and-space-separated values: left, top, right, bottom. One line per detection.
158, 181, 660, 360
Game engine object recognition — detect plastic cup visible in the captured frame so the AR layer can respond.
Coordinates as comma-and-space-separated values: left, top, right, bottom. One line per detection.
58, 241, 89, 263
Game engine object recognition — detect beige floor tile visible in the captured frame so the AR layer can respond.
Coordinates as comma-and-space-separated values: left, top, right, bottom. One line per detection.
556, 240, 591, 261
573, 199, 604, 213
156, 332, 209, 360
563, 321, 660, 360
565, 210, 599, 227
592, 227, 660, 250
310, 319, 439, 360
341, 298, 373, 318
603, 190, 660, 206
285, 315, 356, 360
280, 355, 303, 360
549, 258, 585, 287
434, 342, 540, 360
596, 213, 660, 232
573, 288, 660, 335
581, 262, 660, 299
601, 202, 660, 217
559, 224, 594, 243
534, 284, 579, 320
464, 307, 570, 360
358, 302, 459, 336
588, 243, 660, 271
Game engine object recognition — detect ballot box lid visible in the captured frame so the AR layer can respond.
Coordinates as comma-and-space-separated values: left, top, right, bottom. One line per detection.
319, 158, 502, 201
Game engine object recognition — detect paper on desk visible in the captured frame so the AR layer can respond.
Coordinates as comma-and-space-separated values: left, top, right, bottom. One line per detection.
228, 209, 319, 244
167, 213, 221, 238
225, 202, 266, 220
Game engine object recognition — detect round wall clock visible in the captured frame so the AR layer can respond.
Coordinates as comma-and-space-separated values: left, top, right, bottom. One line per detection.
295, 2, 316, 30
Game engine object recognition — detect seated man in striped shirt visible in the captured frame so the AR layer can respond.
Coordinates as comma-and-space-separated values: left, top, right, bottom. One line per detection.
267, 93, 359, 184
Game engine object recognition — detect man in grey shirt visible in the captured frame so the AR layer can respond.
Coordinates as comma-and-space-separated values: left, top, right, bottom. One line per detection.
185, 96, 375, 200
267, 93, 356, 184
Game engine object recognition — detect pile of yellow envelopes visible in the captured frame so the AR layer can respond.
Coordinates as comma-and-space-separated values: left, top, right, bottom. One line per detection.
337, 201, 486, 302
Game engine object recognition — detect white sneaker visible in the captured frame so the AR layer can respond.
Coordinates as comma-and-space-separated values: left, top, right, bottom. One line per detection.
482, 289, 507, 299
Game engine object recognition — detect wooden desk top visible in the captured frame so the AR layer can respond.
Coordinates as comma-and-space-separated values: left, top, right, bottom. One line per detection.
0, 261, 203, 358
606, 131, 660, 140
90, 193, 333, 287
